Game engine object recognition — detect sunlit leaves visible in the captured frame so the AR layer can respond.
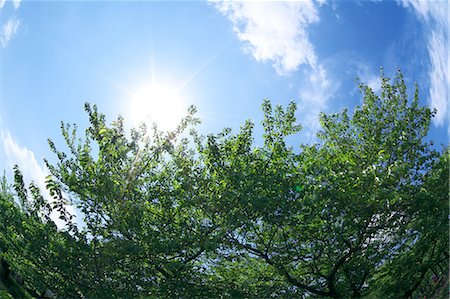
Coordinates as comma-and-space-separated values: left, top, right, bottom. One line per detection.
0, 70, 447, 298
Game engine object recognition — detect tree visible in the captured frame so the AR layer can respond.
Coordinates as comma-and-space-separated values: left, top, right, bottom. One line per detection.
1, 69, 447, 298
0, 167, 88, 298
368, 147, 449, 298
192, 70, 447, 298
45, 103, 223, 297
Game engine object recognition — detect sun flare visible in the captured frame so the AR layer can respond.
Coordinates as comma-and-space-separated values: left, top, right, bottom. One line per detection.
126, 83, 187, 131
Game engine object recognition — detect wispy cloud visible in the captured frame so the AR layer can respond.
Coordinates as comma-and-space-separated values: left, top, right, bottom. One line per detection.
427, 29, 448, 126
400, 0, 449, 126
12, 0, 21, 10
1, 129, 74, 228
1, 17, 20, 48
0, 0, 20, 9
353, 62, 382, 94
298, 64, 340, 142
1, 129, 49, 200
365, 76, 382, 94
211, 0, 320, 75
212, 0, 336, 139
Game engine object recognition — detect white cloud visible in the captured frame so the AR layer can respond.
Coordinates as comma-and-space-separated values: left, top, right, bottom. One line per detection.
212, 0, 335, 138
1, 129, 74, 229
400, 0, 449, 126
0, 0, 20, 9
2, 129, 50, 200
298, 64, 340, 141
1, 17, 20, 48
427, 29, 448, 126
366, 76, 382, 94
12, 0, 20, 10
354, 62, 382, 94
211, 0, 320, 75
400, 0, 447, 24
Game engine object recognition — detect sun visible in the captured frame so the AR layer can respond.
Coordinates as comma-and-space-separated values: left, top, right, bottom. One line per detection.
126, 83, 187, 131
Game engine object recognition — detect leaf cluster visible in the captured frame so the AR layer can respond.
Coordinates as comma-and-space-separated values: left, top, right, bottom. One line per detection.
0, 70, 448, 298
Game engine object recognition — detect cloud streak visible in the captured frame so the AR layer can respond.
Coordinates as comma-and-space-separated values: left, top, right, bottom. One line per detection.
212, 0, 336, 139
211, 0, 319, 75
1, 129, 49, 199
1, 17, 20, 48
0, 0, 20, 9
298, 64, 340, 142
401, 0, 449, 126
12, 0, 21, 10
1, 129, 74, 228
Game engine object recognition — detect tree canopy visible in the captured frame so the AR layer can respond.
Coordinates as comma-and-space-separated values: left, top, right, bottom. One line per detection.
0, 70, 448, 298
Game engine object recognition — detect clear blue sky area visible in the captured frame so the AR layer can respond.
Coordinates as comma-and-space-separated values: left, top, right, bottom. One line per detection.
1, 0, 448, 197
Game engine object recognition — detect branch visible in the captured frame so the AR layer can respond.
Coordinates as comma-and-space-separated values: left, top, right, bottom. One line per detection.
230, 237, 332, 297
327, 249, 353, 298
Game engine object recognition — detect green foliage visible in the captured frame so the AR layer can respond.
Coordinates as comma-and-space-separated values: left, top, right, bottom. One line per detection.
0, 70, 447, 298
0, 265, 33, 299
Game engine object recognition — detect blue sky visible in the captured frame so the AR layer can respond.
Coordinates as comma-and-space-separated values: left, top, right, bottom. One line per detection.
0, 0, 448, 207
